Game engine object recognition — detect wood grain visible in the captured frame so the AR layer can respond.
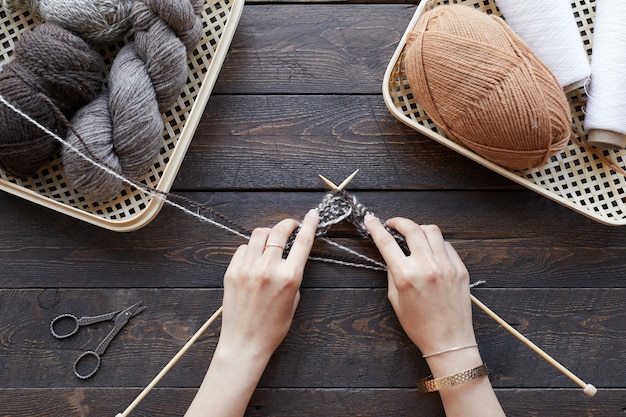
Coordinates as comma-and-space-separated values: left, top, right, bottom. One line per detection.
0, 289, 622, 388
1, 191, 625, 288
0, 388, 623, 417
0, 2, 624, 416
175, 95, 515, 191
213, 4, 416, 94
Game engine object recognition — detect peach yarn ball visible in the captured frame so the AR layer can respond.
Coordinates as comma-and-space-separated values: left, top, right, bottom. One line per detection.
404, 5, 572, 170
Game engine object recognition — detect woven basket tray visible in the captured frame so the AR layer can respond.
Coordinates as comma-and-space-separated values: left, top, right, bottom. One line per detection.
383, 0, 626, 226
0, 0, 244, 231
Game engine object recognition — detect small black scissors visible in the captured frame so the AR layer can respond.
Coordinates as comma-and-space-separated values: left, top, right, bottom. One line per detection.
50, 301, 146, 379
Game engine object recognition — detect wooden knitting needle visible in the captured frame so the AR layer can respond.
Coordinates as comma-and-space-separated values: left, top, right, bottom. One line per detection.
470, 294, 597, 396
319, 169, 359, 191
117, 170, 358, 416
317, 174, 596, 396
337, 169, 359, 190
115, 306, 224, 417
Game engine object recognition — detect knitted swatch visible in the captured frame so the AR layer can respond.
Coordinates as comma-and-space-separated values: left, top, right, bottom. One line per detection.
404, 4, 571, 170
62, 0, 204, 201
4, 0, 135, 44
285, 190, 409, 256
0, 23, 103, 177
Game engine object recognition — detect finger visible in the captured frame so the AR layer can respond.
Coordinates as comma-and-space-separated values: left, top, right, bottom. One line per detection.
264, 218, 300, 258
386, 268, 399, 303
365, 215, 404, 305
421, 224, 448, 260
364, 214, 406, 265
246, 227, 271, 261
444, 242, 470, 282
224, 244, 247, 277
287, 209, 319, 265
385, 217, 433, 259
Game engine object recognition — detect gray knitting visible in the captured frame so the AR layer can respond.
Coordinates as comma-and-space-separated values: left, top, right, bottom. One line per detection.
285, 190, 409, 256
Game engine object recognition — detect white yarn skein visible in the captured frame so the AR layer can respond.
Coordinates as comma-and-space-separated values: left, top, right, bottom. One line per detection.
584, 0, 626, 150
3, 0, 134, 44
496, 0, 590, 93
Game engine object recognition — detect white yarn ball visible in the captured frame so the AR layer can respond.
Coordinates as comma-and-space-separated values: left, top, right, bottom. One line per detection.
497, 0, 590, 93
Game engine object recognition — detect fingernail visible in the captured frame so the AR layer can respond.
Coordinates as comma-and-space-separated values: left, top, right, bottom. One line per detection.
364, 212, 376, 222
306, 208, 319, 218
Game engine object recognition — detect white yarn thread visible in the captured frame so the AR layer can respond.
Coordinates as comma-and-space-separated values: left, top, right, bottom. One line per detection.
583, 0, 626, 150
496, 0, 591, 92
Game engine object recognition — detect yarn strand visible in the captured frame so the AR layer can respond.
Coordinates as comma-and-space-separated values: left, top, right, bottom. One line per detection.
0, 91, 391, 270
0, 92, 251, 239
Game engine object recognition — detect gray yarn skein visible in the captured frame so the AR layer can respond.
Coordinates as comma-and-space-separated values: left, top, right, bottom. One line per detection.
0, 23, 104, 177
62, 0, 203, 201
3, 0, 135, 44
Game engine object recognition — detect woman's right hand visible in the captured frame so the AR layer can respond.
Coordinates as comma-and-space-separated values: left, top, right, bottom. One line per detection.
364, 215, 477, 358
365, 215, 506, 417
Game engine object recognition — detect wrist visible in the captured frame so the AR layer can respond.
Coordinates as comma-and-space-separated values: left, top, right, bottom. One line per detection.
425, 345, 483, 379
186, 338, 274, 416
417, 363, 488, 393
212, 339, 273, 379
422, 343, 478, 358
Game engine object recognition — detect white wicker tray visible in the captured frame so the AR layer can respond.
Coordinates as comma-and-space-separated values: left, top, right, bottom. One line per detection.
383, 0, 626, 226
0, 0, 244, 231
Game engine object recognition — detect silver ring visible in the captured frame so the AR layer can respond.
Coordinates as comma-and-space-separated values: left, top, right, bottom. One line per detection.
265, 243, 285, 251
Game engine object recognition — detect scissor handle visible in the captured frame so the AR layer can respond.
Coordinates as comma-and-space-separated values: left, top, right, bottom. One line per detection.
50, 314, 80, 339
73, 350, 101, 379
50, 310, 120, 339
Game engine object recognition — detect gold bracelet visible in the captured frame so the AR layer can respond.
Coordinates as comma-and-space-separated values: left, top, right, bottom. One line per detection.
417, 364, 488, 393
422, 343, 478, 358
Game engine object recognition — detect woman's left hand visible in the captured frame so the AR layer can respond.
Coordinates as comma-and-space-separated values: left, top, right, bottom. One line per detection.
184, 209, 319, 417
217, 208, 320, 361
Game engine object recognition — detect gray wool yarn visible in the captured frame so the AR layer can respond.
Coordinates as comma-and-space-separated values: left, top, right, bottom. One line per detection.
0, 23, 103, 178
62, 0, 203, 201
284, 190, 410, 256
3, 0, 135, 44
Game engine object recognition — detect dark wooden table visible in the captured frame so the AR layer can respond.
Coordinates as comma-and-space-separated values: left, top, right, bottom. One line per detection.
1, 1, 624, 416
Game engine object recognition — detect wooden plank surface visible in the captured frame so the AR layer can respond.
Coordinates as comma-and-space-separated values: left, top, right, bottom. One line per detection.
213, 4, 416, 94
0, 288, 622, 387
175, 95, 516, 191
1, 191, 625, 288
1, 388, 623, 417
0, 1, 624, 417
